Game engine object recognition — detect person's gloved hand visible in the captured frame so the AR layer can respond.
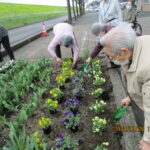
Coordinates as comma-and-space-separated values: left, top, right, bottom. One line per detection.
120, 96, 131, 107
55, 56, 63, 67
139, 140, 150, 150
86, 57, 92, 65
72, 60, 77, 69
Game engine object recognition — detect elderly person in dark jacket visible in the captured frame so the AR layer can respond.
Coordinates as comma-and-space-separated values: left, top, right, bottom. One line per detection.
86, 22, 115, 65
0, 25, 15, 62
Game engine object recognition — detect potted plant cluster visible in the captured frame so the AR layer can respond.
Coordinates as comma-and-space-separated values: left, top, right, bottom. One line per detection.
92, 116, 107, 135
55, 75, 66, 89
95, 142, 109, 150
53, 134, 79, 150
62, 112, 80, 132
38, 117, 52, 134
33, 131, 45, 149
46, 98, 58, 114
71, 71, 84, 99
49, 88, 64, 103
92, 88, 104, 98
90, 100, 107, 115
65, 98, 81, 114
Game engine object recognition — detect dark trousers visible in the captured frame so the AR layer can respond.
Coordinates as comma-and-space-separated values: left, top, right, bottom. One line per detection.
55, 45, 74, 59
0, 36, 15, 62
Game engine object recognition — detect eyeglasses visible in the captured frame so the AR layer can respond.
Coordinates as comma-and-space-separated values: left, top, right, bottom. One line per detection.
106, 53, 119, 61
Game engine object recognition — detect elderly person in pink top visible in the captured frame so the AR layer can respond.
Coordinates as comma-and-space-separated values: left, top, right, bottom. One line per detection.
48, 23, 79, 68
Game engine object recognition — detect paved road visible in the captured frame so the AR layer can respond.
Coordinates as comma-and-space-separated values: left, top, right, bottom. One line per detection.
8, 16, 67, 46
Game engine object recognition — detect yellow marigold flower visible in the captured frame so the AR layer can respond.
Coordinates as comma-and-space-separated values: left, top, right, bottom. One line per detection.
47, 99, 52, 103
103, 120, 107, 125
42, 117, 45, 121
39, 143, 44, 148
54, 104, 58, 108
34, 132, 39, 137
38, 121, 42, 126
50, 90, 53, 94
71, 72, 75, 76
36, 138, 40, 143
54, 94, 57, 97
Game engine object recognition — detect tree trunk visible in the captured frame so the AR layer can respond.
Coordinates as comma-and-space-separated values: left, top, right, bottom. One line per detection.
72, 0, 77, 20
79, 0, 82, 16
75, 0, 79, 17
67, 0, 72, 24
82, 2, 85, 14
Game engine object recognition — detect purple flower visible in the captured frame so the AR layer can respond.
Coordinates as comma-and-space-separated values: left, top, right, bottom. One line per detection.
65, 98, 81, 109
69, 99, 74, 104
56, 135, 65, 148
76, 90, 81, 95
78, 139, 83, 145
63, 119, 69, 123
64, 112, 74, 117
72, 119, 76, 124
56, 143, 62, 148
59, 135, 64, 140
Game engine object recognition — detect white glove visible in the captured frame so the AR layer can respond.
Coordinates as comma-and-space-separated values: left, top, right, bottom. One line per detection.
86, 57, 92, 64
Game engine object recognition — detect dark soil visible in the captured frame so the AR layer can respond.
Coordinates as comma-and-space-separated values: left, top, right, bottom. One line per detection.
0, 57, 122, 149
24, 58, 122, 150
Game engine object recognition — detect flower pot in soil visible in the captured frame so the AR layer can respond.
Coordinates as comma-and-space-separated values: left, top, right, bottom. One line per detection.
70, 108, 79, 114
64, 148, 71, 150
70, 126, 79, 132
100, 91, 109, 101
49, 110, 57, 115
59, 85, 65, 90
65, 78, 70, 83
42, 93, 48, 99
57, 96, 65, 103
43, 126, 51, 134
76, 95, 82, 100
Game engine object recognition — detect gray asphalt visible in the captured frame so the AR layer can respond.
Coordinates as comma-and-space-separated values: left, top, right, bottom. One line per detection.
8, 16, 67, 46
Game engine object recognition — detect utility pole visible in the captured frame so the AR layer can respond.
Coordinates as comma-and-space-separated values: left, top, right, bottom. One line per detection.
67, 0, 72, 24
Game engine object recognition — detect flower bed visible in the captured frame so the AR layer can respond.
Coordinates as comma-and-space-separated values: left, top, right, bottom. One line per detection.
0, 57, 122, 150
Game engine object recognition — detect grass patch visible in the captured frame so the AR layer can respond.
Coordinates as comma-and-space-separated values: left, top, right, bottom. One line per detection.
0, 3, 67, 29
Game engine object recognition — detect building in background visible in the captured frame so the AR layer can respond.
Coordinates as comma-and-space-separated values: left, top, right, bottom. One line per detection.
141, 0, 150, 11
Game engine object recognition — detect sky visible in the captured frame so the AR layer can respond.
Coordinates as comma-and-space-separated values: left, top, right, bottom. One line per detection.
0, 0, 67, 6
